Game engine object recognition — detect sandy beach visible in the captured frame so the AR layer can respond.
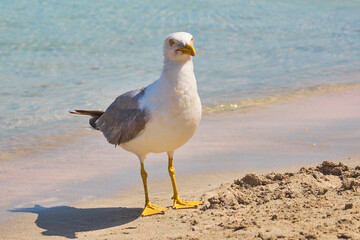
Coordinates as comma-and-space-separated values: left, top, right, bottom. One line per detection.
1, 88, 359, 240
1, 158, 359, 240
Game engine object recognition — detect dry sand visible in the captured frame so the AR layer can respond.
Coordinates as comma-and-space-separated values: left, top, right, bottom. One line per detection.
198, 160, 360, 240
1, 156, 359, 240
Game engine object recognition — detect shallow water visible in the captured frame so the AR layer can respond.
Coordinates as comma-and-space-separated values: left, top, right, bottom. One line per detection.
1, 0, 360, 159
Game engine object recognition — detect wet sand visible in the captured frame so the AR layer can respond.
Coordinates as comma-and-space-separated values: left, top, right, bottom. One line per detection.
0, 88, 359, 239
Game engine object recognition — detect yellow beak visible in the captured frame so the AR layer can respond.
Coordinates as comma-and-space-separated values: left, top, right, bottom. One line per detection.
177, 43, 196, 57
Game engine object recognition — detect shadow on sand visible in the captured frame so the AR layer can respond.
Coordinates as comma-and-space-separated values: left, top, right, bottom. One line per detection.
10, 205, 142, 239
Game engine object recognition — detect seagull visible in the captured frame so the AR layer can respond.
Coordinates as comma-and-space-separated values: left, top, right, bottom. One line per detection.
70, 32, 203, 216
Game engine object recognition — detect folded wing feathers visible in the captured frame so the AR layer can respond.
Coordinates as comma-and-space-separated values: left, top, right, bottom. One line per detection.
96, 89, 150, 145
73, 88, 150, 146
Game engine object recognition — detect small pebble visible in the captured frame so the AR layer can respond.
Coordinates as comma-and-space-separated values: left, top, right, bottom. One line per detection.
344, 203, 353, 210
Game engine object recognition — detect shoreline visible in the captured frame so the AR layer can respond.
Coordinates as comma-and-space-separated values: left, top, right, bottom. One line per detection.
1, 81, 360, 163
0, 87, 359, 239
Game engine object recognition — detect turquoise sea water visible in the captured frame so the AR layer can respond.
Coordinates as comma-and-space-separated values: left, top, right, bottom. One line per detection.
1, 0, 360, 159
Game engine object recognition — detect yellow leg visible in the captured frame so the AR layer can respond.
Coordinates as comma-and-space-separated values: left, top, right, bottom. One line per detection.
140, 163, 168, 216
168, 157, 203, 209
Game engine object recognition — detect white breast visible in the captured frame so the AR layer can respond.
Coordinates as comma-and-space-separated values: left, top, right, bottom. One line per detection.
120, 61, 201, 157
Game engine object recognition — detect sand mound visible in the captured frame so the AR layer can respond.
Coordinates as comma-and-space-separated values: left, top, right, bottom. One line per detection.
182, 161, 360, 240
202, 161, 360, 210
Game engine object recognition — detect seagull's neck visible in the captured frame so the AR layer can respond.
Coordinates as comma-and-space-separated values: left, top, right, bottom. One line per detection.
159, 59, 195, 86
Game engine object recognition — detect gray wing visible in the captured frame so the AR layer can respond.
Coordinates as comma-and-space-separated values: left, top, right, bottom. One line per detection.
96, 88, 150, 145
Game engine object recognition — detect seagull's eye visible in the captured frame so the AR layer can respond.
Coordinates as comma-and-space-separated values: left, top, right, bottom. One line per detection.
169, 39, 175, 47
191, 37, 194, 43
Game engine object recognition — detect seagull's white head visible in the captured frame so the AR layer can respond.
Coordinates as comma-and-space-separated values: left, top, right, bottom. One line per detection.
163, 32, 196, 62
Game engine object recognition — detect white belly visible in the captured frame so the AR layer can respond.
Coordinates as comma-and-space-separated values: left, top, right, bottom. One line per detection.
120, 92, 202, 156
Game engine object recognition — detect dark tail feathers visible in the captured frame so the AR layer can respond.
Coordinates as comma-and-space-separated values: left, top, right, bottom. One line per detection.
69, 109, 104, 129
